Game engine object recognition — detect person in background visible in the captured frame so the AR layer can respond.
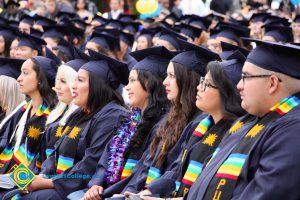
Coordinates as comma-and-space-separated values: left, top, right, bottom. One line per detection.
102, 0, 123, 20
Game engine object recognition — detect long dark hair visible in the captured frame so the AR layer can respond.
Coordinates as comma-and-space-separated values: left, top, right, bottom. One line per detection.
123, 69, 170, 159
150, 62, 201, 167
31, 58, 57, 110
1, 35, 13, 57
207, 61, 245, 119
86, 71, 125, 116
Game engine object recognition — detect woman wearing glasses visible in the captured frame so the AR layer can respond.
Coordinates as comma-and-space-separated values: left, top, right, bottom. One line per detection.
136, 49, 246, 200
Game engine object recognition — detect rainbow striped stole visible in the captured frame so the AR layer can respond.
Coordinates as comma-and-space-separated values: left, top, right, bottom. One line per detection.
215, 153, 247, 180
56, 155, 75, 174
11, 193, 21, 200
0, 146, 14, 164
45, 148, 54, 158
181, 160, 203, 185
145, 166, 162, 185
22, 101, 50, 117
192, 116, 213, 138
121, 159, 138, 180
12, 144, 35, 165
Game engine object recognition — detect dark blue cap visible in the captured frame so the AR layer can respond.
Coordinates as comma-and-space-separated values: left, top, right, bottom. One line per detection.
263, 15, 290, 26
92, 15, 108, 25
56, 38, 76, 60
93, 27, 120, 38
32, 56, 59, 86
45, 47, 61, 66
20, 14, 34, 26
138, 28, 156, 41
71, 18, 90, 30
56, 11, 78, 20
0, 58, 24, 79
58, 17, 84, 38
65, 48, 90, 72
220, 41, 250, 60
206, 13, 224, 23
34, 15, 56, 27
120, 31, 134, 46
250, 13, 270, 23
218, 58, 244, 85
177, 23, 203, 40
42, 25, 66, 39
172, 39, 221, 76
163, 13, 179, 25
121, 21, 141, 34
30, 28, 43, 38
106, 19, 122, 30
294, 15, 300, 23
229, 18, 249, 27
216, 22, 250, 45
118, 14, 138, 22
17, 33, 46, 52
243, 38, 300, 79
4, 0, 19, 8
188, 14, 211, 31
9, 20, 19, 29
90, 31, 120, 51
159, 27, 188, 50
0, 25, 17, 42
130, 46, 174, 79
81, 49, 129, 89
263, 25, 293, 43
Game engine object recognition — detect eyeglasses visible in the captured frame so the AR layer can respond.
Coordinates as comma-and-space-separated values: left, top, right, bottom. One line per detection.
241, 73, 282, 84
199, 77, 217, 92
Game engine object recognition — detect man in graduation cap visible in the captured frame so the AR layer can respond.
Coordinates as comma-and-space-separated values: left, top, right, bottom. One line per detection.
18, 14, 34, 34
15, 33, 46, 59
177, 40, 300, 200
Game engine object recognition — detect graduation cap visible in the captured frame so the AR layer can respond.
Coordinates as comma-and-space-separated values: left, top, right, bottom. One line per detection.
42, 25, 66, 39
218, 56, 244, 85
177, 23, 203, 40
89, 31, 120, 51
173, 39, 221, 76
105, 19, 123, 30
44, 47, 62, 66
65, 48, 90, 71
56, 38, 76, 61
20, 14, 34, 26
250, 13, 270, 23
206, 13, 225, 23
58, 17, 85, 38
263, 15, 290, 26
17, 33, 46, 53
118, 14, 138, 22
9, 20, 19, 29
56, 11, 78, 20
82, 49, 129, 89
93, 27, 120, 38
31, 56, 59, 86
34, 15, 56, 27
216, 22, 250, 45
229, 18, 249, 27
4, 0, 20, 8
242, 38, 300, 80
0, 58, 24, 79
220, 41, 250, 60
71, 18, 90, 30
30, 28, 43, 38
158, 27, 188, 50
263, 25, 294, 43
162, 13, 180, 25
121, 21, 141, 34
120, 31, 134, 46
130, 46, 174, 79
92, 15, 108, 25
294, 15, 300, 23
187, 14, 212, 31
138, 28, 156, 40
0, 25, 18, 42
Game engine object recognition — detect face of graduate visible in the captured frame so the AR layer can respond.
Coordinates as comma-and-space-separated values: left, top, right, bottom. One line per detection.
250, 21, 264, 38
156, 39, 176, 51
262, 35, 276, 42
125, 70, 149, 109
55, 68, 73, 105
9, 39, 18, 58
237, 62, 271, 117
72, 69, 89, 109
196, 71, 221, 114
110, 0, 121, 11
17, 59, 39, 96
293, 22, 300, 38
44, 37, 59, 51
0, 36, 5, 54
18, 22, 31, 34
137, 36, 149, 50
15, 46, 38, 60
163, 63, 179, 101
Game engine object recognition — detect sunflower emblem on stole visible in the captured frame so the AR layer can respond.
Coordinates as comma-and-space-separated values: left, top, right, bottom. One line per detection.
68, 127, 81, 139
27, 126, 41, 141
245, 124, 264, 138
229, 121, 244, 134
202, 133, 218, 146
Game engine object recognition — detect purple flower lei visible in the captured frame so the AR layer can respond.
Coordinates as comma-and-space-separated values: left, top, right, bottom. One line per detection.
104, 107, 142, 186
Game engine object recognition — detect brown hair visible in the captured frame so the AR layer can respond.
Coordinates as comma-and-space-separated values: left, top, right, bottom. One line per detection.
150, 62, 201, 167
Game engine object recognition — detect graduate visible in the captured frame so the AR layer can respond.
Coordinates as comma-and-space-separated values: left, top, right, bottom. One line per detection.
0, 25, 17, 57
249, 13, 270, 40
100, 41, 221, 199
156, 27, 187, 51
0, 56, 58, 189
184, 40, 300, 199
69, 46, 172, 200
136, 29, 155, 51
18, 50, 129, 200
18, 14, 34, 34
15, 33, 46, 59
0, 58, 25, 123
262, 24, 294, 43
